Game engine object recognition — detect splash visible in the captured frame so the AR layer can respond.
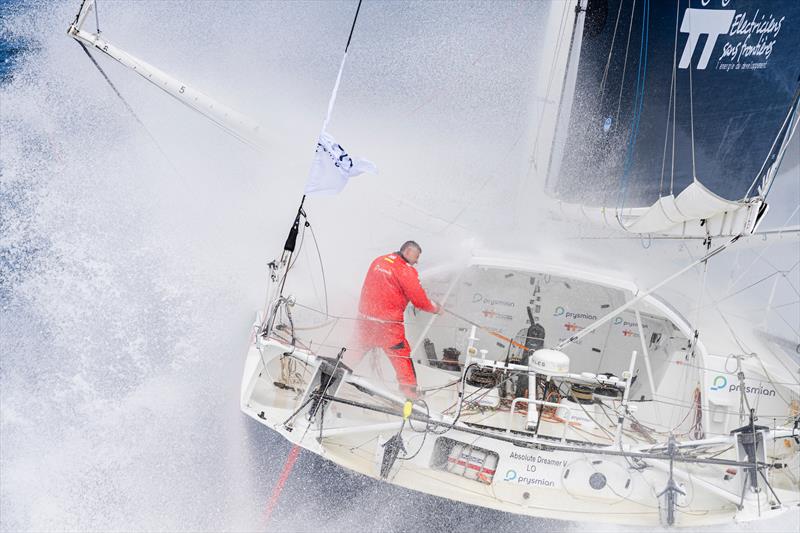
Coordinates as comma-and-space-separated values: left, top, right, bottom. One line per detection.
1, 1, 797, 532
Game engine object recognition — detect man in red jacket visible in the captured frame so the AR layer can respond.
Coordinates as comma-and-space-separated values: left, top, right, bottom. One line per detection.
349, 241, 440, 398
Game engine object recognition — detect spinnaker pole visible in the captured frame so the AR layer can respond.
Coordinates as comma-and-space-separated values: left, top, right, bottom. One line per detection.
67, 0, 266, 150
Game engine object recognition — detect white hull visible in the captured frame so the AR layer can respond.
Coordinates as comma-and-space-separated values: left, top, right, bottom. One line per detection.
241, 254, 800, 528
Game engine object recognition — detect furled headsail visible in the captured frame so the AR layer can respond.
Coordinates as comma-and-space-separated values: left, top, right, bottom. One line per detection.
547, 0, 800, 237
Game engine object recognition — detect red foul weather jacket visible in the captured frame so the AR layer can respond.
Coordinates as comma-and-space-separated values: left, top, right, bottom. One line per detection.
358, 253, 437, 321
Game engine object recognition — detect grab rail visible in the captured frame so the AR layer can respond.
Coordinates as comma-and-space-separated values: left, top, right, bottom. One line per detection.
507, 398, 576, 443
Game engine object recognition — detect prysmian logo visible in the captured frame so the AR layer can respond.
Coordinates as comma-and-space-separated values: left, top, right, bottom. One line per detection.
614, 317, 647, 329
472, 293, 515, 308
710, 375, 727, 391
553, 306, 596, 320
728, 383, 776, 397
710, 375, 776, 397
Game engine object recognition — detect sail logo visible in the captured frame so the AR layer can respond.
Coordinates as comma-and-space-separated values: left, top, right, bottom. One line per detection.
709, 375, 777, 397
679, 8, 786, 71
613, 317, 648, 329
710, 375, 727, 391
472, 293, 515, 308
314, 138, 354, 170
679, 8, 735, 70
554, 307, 597, 321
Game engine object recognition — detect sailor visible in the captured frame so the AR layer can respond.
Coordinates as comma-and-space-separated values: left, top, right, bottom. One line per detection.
349, 241, 440, 399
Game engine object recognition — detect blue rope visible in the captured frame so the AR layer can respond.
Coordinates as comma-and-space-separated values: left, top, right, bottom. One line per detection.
617, 0, 650, 211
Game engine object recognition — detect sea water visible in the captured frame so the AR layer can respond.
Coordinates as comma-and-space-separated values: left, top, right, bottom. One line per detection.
1, 1, 797, 532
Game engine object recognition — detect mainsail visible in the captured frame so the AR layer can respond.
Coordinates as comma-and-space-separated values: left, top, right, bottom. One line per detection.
546, 0, 800, 236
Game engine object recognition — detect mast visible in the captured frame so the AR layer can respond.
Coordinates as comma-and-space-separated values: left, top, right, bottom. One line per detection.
543, 0, 589, 193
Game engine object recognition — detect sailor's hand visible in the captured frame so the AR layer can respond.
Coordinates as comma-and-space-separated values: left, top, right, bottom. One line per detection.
433, 302, 444, 315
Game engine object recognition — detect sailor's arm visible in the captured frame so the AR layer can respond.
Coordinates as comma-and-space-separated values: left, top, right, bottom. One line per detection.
398, 267, 438, 314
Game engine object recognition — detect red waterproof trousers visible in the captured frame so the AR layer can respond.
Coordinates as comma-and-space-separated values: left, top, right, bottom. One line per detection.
349, 317, 417, 394
348, 252, 437, 395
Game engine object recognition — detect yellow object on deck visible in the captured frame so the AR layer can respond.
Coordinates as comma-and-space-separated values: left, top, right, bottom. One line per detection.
403, 401, 413, 420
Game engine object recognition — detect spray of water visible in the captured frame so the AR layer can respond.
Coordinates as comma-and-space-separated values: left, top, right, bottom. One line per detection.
1, 1, 797, 532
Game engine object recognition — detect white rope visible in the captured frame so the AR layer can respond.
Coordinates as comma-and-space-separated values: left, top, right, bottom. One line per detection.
321, 52, 348, 133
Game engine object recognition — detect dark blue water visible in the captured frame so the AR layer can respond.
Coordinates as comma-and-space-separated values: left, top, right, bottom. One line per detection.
0, 0, 25, 83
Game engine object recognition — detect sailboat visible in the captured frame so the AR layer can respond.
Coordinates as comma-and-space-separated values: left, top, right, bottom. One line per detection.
67, 0, 799, 527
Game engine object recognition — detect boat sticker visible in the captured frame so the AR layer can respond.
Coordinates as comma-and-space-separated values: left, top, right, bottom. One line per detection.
472, 293, 516, 308
676, 7, 787, 72
553, 306, 597, 321
500, 450, 566, 489
708, 374, 776, 397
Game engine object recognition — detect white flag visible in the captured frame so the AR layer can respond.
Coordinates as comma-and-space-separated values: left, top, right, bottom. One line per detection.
304, 131, 377, 196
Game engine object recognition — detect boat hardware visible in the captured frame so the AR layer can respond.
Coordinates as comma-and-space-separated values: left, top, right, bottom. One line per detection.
657, 435, 687, 527
312, 392, 786, 470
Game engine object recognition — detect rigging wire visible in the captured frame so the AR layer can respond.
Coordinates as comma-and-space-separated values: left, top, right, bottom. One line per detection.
529, 0, 571, 173
614, 0, 637, 128
597, 0, 625, 110
617, 0, 649, 212
307, 221, 330, 318
670, 0, 678, 195
659, 0, 680, 197
678, 242, 797, 407
93, 0, 100, 34
74, 41, 235, 242
744, 85, 800, 199
761, 106, 800, 199
727, 205, 800, 291
688, 36, 697, 181
287, 291, 800, 392
659, 66, 674, 197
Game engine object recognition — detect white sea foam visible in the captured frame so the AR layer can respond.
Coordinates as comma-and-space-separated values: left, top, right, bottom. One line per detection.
1, 1, 797, 532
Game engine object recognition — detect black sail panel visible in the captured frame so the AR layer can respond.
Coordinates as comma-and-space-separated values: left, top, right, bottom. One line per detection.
549, 0, 800, 208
